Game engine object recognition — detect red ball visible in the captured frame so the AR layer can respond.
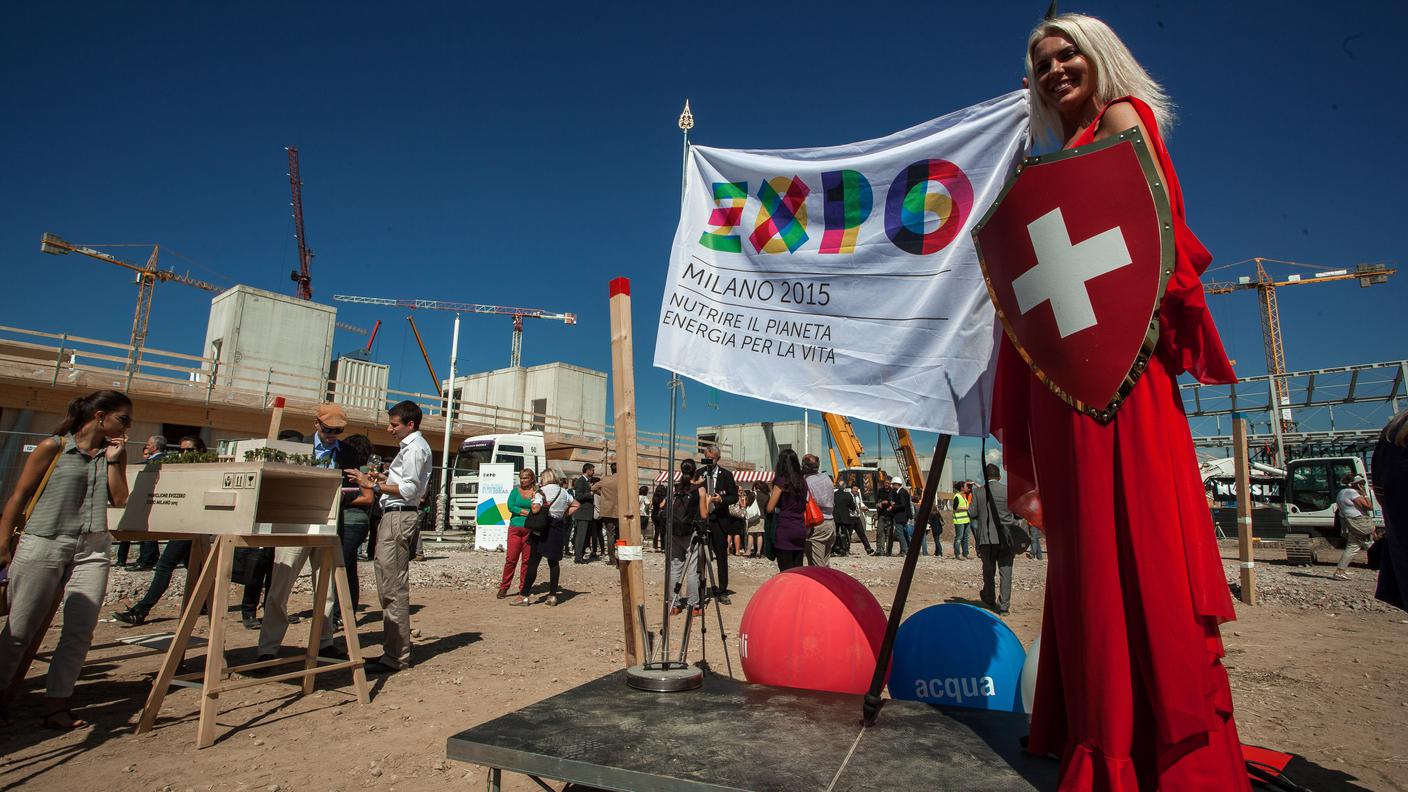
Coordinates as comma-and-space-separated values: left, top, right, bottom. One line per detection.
738, 567, 889, 694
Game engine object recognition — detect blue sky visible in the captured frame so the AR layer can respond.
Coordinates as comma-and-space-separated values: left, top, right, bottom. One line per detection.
2, 1, 1403, 472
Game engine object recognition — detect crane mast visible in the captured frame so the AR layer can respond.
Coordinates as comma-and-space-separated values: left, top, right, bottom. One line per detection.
287, 147, 314, 300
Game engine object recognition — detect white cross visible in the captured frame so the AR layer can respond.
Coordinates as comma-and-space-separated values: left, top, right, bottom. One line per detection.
1011, 207, 1132, 338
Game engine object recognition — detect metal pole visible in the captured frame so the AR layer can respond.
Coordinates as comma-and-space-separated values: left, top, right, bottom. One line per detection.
660, 100, 694, 665
803, 409, 809, 456
1267, 379, 1286, 468
439, 313, 460, 534
1233, 417, 1257, 605
863, 434, 952, 726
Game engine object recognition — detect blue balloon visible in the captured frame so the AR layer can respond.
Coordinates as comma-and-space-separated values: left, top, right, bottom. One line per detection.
889, 604, 1028, 713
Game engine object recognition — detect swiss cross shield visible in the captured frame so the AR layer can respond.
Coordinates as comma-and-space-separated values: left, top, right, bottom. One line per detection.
972, 130, 1174, 423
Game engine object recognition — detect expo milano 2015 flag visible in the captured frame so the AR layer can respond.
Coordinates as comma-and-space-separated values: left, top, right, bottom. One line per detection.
654, 91, 1029, 436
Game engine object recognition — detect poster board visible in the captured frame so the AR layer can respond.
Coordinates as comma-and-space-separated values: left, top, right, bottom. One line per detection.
473, 463, 515, 551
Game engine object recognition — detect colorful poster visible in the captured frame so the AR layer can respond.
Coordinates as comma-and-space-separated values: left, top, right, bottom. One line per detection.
653, 91, 1029, 436
473, 463, 515, 551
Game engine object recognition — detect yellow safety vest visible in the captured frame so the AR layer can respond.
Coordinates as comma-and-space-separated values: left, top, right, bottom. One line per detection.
952, 493, 971, 525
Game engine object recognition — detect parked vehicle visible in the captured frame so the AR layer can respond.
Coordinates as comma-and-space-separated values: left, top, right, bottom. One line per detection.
448, 432, 546, 529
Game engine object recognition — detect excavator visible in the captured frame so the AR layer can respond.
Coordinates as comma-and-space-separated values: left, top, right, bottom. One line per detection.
823, 413, 925, 508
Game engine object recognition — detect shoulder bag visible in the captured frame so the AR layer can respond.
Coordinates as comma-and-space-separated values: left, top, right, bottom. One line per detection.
524, 487, 558, 538
804, 492, 824, 529
3, 436, 66, 616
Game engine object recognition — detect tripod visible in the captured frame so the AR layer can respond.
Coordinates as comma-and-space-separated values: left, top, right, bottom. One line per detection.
671, 519, 733, 677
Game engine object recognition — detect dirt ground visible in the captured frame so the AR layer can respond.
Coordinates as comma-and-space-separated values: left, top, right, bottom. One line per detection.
1, 540, 1404, 792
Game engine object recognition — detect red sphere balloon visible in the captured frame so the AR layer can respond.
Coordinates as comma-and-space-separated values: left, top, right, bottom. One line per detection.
738, 567, 888, 694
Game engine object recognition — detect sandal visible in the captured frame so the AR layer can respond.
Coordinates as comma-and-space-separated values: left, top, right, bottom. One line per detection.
41, 709, 90, 730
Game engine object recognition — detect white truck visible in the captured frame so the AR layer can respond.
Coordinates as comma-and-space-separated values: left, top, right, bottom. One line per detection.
1200, 454, 1383, 563
447, 432, 547, 529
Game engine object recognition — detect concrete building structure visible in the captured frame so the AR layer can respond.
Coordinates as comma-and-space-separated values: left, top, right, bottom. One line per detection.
695, 420, 824, 474
329, 353, 389, 411
203, 285, 337, 404
446, 363, 607, 436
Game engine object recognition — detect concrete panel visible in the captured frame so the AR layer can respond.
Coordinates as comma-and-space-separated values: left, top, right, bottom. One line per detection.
203, 285, 336, 405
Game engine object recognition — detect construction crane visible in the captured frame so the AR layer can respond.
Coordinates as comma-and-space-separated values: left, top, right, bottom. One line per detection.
1204, 258, 1396, 432
40, 233, 220, 378
331, 294, 577, 368
286, 146, 314, 300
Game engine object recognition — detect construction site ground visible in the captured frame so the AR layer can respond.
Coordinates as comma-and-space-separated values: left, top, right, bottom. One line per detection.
1, 543, 1404, 792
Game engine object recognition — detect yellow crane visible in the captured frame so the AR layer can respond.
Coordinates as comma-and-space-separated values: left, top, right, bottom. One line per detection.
1203, 258, 1396, 431
823, 412, 925, 502
40, 233, 220, 381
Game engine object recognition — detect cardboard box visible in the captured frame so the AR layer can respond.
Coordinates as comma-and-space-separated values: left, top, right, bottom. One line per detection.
111, 461, 341, 536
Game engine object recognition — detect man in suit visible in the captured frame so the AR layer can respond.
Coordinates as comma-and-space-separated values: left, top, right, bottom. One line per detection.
700, 444, 738, 604
970, 463, 1020, 615
875, 477, 896, 556
833, 482, 858, 556
571, 463, 598, 563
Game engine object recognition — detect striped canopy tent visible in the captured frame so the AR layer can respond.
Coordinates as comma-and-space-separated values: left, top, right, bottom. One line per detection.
654, 469, 773, 485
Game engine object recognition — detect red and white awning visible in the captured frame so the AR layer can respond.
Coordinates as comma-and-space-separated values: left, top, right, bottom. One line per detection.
654, 469, 772, 485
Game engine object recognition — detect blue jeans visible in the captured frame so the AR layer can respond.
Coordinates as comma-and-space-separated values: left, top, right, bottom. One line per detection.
952, 522, 972, 557
1030, 528, 1044, 560
895, 522, 926, 555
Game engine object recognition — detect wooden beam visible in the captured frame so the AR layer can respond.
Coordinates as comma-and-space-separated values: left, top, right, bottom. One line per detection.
1232, 418, 1257, 606
607, 277, 646, 667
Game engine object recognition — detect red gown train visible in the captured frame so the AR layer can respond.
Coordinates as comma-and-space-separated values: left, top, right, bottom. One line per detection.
991, 96, 1252, 791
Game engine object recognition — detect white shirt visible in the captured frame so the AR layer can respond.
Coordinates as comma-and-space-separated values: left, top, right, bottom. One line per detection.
534, 483, 576, 519
382, 430, 432, 508
1336, 487, 1366, 519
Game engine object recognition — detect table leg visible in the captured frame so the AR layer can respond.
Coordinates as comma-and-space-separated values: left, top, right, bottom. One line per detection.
136, 538, 221, 735
196, 537, 234, 748
302, 545, 333, 695
487, 767, 501, 792
331, 546, 369, 704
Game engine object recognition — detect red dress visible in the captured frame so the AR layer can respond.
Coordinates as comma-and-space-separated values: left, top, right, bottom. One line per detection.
992, 97, 1250, 791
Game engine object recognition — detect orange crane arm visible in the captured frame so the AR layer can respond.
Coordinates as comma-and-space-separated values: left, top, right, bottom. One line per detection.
406, 315, 442, 397
823, 412, 865, 470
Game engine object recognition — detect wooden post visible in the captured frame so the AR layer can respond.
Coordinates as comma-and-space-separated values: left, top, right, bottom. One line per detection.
1232, 417, 1257, 605
608, 277, 647, 667
266, 395, 286, 441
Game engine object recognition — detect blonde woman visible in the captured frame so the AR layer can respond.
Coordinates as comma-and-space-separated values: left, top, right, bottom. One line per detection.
512, 469, 578, 606
0, 390, 131, 729
992, 13, 1248, 790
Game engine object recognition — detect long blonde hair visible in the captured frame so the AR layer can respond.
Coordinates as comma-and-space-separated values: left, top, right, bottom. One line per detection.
1025, 13, 1175, 149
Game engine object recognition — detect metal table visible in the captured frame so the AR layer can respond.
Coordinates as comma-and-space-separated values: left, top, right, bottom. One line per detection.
447, 671, 1058, 791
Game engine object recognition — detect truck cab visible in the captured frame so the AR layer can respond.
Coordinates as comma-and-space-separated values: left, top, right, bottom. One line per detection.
1284, 456, 1383, 534
448, 432, 546, 528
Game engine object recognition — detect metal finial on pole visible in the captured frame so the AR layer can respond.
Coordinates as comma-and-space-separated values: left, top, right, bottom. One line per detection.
678, 99, 694, 132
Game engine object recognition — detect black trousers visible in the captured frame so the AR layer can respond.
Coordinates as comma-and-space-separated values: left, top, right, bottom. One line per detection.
706, 521, 728, 593
133, 540, 192, 614
572, 517, 601, 561
776, 548, 804, 571
240, 547, 275, 618
522, 546, 560, 596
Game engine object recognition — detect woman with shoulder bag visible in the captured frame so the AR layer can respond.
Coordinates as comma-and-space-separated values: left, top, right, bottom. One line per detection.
766, 450, 808, 572
744, 489, 763, 557
0, 390, 132, 729
498, 468, 538, 600
511, 469, 577, 606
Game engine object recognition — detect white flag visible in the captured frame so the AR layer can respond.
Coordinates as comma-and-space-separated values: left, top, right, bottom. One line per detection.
653, 91, 1030, 435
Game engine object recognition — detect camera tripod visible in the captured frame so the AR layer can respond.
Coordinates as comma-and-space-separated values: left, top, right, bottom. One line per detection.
626, 475, 734, 692
670, 519, 733, 677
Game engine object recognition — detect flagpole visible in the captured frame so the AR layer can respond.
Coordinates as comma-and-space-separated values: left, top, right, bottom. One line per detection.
659, 99, 693, 666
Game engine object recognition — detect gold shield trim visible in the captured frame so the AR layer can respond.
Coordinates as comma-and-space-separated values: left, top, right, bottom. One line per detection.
971, 129, 1176, 424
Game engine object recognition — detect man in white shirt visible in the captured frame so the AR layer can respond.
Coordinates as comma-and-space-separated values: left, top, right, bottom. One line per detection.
347, 400, 431, 673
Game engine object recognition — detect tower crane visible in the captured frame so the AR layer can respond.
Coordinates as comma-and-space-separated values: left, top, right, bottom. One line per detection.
1203, 258, 1396, 432
287, 146, 314, 300
40, 233, 220, 379
331, 294, 577, 368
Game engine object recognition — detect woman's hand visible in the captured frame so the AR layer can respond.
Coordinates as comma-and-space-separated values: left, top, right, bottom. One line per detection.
105, 435, 128, 463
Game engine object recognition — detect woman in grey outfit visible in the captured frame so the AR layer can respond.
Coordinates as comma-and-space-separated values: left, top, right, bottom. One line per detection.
0, 390, 131, 729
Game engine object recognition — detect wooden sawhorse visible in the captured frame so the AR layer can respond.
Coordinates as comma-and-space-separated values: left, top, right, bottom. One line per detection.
134, 533, 369, 748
